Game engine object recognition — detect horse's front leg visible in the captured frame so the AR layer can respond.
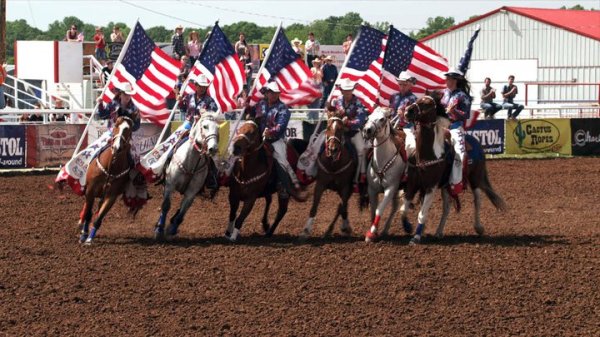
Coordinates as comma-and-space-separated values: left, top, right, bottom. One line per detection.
228, 197, 258, 242
410, 188, 437, 245
261, 194, 273, 234
266, 194, 289, 237
166, 187, 197, 239
155, 184, 173, 241
435, 188, 451, 239
381, 188, 400, 237
78, 196, 95, 243
338, 185, 353, 236
300, 182, 325, 240
85, 194, 118, 245
226, 192, 240, 238
365, 186, 395, 242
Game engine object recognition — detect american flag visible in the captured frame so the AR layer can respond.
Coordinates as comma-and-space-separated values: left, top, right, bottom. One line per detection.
184, 24, 245, 112
249, 27, 321, 106
330, 26, 387, 112
102, 22, 180, 126
379, 26, 449, 107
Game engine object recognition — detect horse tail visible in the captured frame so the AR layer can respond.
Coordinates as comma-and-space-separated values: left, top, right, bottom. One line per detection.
479, 164, 507, 212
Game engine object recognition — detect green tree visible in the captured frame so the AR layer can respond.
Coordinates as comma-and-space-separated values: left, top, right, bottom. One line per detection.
409, 16, 455, 40
559, 4, 586, 10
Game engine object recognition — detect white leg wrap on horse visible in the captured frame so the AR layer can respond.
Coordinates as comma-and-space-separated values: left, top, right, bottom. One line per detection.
229, 228, 240, 241
304, 217, 315, 234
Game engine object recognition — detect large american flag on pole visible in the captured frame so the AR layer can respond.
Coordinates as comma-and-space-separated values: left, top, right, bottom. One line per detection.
102, 22, 180, 125
184, 23, 245, 112
330, 26, 387, 112
379, 26, 449, 107
249, 28, 321, 106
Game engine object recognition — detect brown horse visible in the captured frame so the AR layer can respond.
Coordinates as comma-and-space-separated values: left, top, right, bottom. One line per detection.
225, 120, 290, 242
299, 110, 356, 240
78, 116, 134, 244
401, 94, 506, 244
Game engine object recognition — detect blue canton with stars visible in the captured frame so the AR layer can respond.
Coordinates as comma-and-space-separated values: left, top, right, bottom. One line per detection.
346, 26, 385, 71
121, 22, 155, 81
383, 26, 417, 76
199, 24, 236, 75
264, 28, 299, 76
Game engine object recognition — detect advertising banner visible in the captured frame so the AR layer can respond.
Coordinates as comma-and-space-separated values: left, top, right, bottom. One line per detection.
571, 118, 600, 156
505, 119, 571, 155
466, 119, 504, 154
0, 125, 26, 168
319, 45, 345, 70
88, 121, 162, 161
27, 124, 84, 167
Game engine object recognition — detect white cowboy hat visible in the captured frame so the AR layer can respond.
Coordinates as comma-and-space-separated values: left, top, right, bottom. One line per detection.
116, 82, 136, 95
193, 74, 210, 87
397, 71, 416, 83
175, 24, 184, 30
325, 55, 333, 61
265, 81, 280, 93
338, 78, 356, 91
291, 37, 302, 44
444, 67, 464, 78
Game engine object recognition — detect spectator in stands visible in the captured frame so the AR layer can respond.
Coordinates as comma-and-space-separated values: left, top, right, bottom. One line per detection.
502, 75, 524, 120
111, 26, 125, 43
321, 56, 338, 108
240, 47, 253, 90
65, 24, 79, 42
187, 31, 202, 66
291, 38, 304, 62
101, 60, 114, 85
480, 77, 502, 119
180, 55, 191, 73
172, 25, 186, 60
28, 109, 44, 122
94, 27, 107, 62
308, 58, 323, 114
0, 63, 6, 109
234, 32, 249, 58
342, 34, 353, 55
305, 32, 320, 68
52, 99, 67, 122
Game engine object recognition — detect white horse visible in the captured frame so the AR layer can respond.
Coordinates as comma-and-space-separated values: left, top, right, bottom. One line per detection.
154, 114, 221, 240
362, 107, 409, 242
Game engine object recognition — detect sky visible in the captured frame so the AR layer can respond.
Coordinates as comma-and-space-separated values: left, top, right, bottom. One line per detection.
6, 0, 598, 34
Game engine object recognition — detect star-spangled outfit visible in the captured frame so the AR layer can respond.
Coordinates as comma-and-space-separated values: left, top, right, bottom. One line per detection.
390, 91, 418, 154
441, 88, 471, 193
332, 95, 367, 180
137, 92, 218, 182
255, 98, 300, 187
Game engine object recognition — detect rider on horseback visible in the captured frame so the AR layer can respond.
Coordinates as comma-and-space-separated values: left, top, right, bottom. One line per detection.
390, 71, 417, 181
330, 78, 367, 190
248, 81, 307, 202
442, 68, 472, 197
177, 74, 220, 193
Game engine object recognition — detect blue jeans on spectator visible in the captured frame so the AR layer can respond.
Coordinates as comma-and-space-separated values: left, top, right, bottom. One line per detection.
0, 86, 5, 109
502, 102, 524, 119
480, 102, 502, 119
95, 48, 107, 61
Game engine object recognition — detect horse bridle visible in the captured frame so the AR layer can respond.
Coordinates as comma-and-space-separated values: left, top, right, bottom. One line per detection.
233, 120, 263, 154
325, 117, 344, 161
407, 96, 438, 129
111, 116, 134, 148
98, 116, 134, 180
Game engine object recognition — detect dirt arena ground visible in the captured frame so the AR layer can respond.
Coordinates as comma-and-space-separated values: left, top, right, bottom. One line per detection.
0, 158, 598, 336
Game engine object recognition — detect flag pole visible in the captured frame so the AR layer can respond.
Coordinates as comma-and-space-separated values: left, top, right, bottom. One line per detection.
71, 19, 139, 158
153, 22, 221, 148
225, 21, 283, 153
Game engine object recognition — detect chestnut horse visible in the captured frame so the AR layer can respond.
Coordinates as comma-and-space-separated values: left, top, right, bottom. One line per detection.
299, 110, 356, 240
78, 116, 134, 244
401, 95, 506, 244
225, 120, 290, 242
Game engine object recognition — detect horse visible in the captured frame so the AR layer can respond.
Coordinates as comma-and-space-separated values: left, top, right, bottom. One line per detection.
362, 107, 409, 242
154, 114, 220, 241
225, 120, 292, 242
401, 95, 507, 244
78, 116, 134, 244
299, 109, 356, 240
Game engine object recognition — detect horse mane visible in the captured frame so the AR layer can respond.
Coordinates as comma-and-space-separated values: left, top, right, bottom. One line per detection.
425, 90, 449, 119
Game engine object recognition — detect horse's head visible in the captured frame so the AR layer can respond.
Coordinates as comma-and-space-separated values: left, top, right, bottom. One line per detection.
232, 120, 261, 156
112, 116, 134, 153
405, 91, 446, 126
190, 112, 221, 156
325, 109, 346, 160
362, 107, 391, 141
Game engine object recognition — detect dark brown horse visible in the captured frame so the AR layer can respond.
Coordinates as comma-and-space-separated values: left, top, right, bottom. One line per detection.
401, 94, 506, 244
225, 120, 291, 242
299, 110, 356, 240
78, 116, 134, 244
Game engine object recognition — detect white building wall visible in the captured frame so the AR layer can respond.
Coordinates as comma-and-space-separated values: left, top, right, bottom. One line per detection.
422, 11, 600, 105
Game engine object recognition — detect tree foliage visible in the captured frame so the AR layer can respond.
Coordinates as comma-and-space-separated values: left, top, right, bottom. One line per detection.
409, 16, 455, 40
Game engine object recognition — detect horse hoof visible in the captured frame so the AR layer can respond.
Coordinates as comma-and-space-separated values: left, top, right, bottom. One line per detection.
435, 232, 444, 239
365, 231, 378, 243
83, 238, 93, 246
323, 229, 333, 238
474, 225, 485, 236
264, 230, 273, 238
79, 233, 89, 243
262, 222, 270, 234
402, 218, 413, 234
409, 236, 421, 245
341, 225, 352, 236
